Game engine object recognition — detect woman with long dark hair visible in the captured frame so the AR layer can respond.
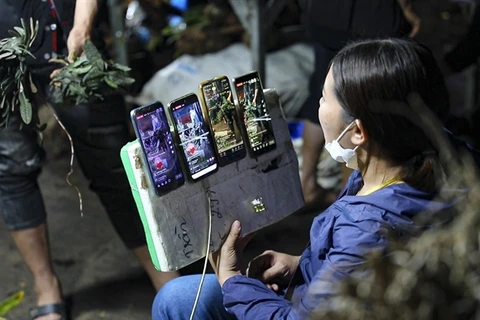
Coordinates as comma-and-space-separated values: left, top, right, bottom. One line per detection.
152, 38, 470, 320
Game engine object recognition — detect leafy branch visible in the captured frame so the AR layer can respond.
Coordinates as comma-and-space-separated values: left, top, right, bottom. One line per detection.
49, 40, 135, 106
0, 18, 39, 128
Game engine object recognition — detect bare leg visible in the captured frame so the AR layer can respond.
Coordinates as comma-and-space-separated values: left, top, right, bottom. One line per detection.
300, 121, 336, 207
10, 224, 62, 320
132, 246, 179, 292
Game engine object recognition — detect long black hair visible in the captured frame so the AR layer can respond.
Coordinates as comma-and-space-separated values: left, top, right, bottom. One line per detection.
330, 38, 449, 192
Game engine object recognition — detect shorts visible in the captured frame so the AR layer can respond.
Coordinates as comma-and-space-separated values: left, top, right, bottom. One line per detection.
0, 117, 47, 230
0, 95, 147, 249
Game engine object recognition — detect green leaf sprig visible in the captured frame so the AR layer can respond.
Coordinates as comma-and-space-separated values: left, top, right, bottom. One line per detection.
0, 18, 39, 128
49, 40, 135, 106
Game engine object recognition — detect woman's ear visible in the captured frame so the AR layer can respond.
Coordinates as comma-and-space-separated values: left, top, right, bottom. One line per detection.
351, 119, 368, 146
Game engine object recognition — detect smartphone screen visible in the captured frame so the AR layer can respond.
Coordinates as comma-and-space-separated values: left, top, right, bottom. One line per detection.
233, 71, 276, 156
200, 76, 246, 166
131, 102, 185, 196
169, 94, 218, 180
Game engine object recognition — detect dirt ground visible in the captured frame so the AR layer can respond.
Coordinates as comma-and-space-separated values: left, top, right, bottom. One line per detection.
0, 134, 317, 319
0, 0, 475, 319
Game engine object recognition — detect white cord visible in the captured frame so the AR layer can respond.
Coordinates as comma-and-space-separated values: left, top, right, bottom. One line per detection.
49, 104, 84, 217
189, 189, 213, 320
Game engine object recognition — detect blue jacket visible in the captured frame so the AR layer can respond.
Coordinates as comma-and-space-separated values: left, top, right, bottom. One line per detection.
222, 170, 459, 319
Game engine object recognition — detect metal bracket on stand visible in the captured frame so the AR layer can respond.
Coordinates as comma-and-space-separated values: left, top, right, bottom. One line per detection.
228, 0, 287, 86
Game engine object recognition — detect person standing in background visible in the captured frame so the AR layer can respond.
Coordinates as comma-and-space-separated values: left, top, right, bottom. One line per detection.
0, 1, 178, 319
296, 0, 421, 208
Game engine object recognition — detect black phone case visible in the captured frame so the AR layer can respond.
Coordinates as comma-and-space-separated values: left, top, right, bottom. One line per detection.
130, 103, 185, 196
167, 93, 219, 182
232, 71, 277, 158
199, 76, 247, 167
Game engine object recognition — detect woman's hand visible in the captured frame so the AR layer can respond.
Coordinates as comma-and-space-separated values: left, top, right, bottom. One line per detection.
209, 220, 255, 286
246, 250, 301, 292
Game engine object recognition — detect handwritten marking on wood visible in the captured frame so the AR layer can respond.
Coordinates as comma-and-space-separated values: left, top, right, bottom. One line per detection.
175, 217, 194, 259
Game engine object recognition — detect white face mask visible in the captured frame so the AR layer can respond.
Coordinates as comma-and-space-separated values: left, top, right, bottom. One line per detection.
324, 121, 359, 170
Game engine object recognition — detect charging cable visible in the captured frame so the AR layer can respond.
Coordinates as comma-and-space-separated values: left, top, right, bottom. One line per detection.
189, 189, 213, 320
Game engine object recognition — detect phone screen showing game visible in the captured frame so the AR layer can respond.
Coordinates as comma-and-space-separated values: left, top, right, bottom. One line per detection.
200, 76, 246, 166
170, 94, 218, 180
233, 71, 276, 156
131, 102, 185, 196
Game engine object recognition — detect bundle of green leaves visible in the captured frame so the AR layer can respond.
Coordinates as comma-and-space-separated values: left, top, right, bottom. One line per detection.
0, 18, 38, 128
49, 40, 135, 106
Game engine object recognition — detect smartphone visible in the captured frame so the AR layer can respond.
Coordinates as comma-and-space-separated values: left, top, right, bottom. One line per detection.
130, 102, 185, 196
168, 93, 218, 181
232, 71, 276, 157
199, 76, 246, 166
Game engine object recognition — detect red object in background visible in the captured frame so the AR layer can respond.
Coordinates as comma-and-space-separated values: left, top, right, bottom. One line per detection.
156, 161, 163, 169
187, 143, 196, 154
48, 0, 58, 53
180, 114, 192, 124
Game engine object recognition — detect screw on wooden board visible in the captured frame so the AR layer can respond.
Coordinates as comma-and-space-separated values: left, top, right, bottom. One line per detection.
134, 155, 142, 169
140, 173, 148, 189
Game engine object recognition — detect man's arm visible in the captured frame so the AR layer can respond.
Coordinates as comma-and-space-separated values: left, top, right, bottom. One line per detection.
397, 0, 421, 37
67, 0, 99, 60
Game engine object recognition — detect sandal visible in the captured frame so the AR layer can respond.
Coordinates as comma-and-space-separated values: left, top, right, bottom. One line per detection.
29, 302, 68, 320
